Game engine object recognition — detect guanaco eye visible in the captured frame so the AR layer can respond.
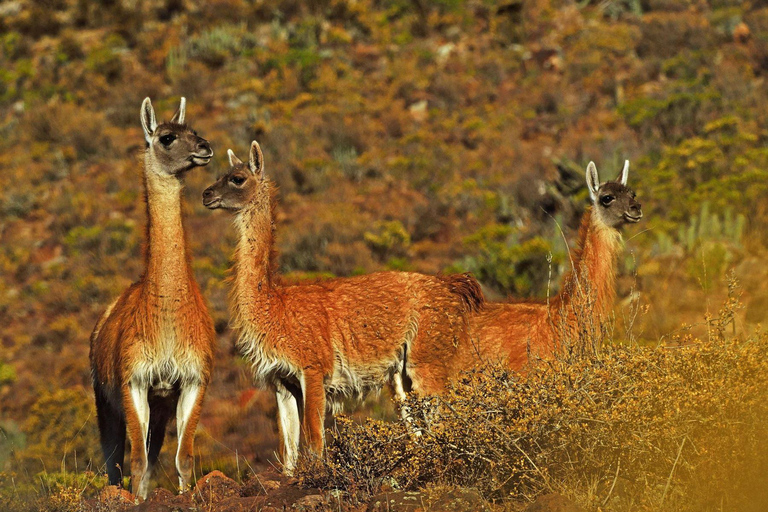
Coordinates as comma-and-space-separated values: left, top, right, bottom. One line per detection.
230, 175, 246, 186
600, 195, 615, 206
159, 134, 176, 146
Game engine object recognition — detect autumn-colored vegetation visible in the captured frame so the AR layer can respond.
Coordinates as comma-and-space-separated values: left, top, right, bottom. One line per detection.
301, 282, 768, 511
1, 0, 767, 510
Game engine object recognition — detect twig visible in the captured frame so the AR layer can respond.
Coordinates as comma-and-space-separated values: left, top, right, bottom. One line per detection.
660, 436, 687, 506
602, 460, 621, 506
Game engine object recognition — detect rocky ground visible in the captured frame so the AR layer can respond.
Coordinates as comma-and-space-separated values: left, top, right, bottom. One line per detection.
85, 470, 582, 512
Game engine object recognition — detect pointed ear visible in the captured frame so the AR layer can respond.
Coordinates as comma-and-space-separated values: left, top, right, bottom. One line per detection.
249, 140, 264, 178
140, 97, 157, 144
227, 149, 243, 167
170, 97, 186, 124
617, 159, 629, 186
586, 161, 600, 202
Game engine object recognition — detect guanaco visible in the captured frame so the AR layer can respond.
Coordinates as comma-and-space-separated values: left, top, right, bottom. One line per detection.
468, 160, 642, 369
90, 97, 216, 499
202, 141, 483, 473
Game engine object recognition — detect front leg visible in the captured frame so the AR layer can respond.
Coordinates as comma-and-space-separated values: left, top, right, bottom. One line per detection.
301, 372, 326, 457
123, 382, 151, 500
275, 381, 301, 475
175, 382, 206, 493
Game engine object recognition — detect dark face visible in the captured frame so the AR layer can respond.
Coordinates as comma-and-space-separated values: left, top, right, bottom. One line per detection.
202, 164, 267, 211
595, 181, 642, 228
149, 122, 213, 176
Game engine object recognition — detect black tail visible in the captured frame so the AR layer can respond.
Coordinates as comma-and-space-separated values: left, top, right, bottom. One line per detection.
95, 384, 126, 487
441, 272, 485, 313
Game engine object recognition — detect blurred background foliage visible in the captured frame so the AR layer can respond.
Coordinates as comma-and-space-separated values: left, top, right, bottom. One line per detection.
0, 0, 767, 497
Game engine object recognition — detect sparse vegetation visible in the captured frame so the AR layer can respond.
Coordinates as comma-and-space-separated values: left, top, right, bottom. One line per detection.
1, 0, 767, 510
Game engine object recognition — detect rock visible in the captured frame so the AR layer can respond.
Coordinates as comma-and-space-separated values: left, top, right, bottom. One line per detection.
525, 493, 585, 512
194, 470, 242, 504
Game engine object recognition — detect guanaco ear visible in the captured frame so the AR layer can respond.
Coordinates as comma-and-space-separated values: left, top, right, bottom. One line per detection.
617, 159, 629, 186
227, 149, 243, 167
249, 140, 264, 178
170, 97, 186, 124
140, 97, 157, 144
586, 161, 600, 202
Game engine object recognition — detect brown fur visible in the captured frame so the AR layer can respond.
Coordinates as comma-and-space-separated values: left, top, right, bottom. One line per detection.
89, 98, 216, 499
204, 142, 484, 472
467, 210, 623, 369
466, 164, 641, 371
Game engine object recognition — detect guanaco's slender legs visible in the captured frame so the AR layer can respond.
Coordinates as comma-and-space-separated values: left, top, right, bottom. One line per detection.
124, 382, 151, 499
275, 382, 301, 474
301, 373, 327, 456
95, 386, 126, 486
175, 383, 204, 493
145, 401, 172, 488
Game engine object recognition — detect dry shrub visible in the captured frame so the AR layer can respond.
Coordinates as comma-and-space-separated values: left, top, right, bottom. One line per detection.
300, 288, 768, 510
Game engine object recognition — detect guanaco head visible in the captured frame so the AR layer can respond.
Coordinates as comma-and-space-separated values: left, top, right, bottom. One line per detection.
586, 160, 642, 228
140, 97, 213, 176
202, 141, 267, 211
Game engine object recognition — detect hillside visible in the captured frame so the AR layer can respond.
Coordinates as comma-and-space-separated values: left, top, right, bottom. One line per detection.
1, 0, 767, 510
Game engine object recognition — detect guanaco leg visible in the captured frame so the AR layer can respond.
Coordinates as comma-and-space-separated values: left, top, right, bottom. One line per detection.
175, 382, 205, 493
300, 372, 326, 456
275, 381, 301, 475
124, 382, 151, 500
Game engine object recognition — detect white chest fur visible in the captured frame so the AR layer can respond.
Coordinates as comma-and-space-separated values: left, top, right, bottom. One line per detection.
130, 323, 204, 390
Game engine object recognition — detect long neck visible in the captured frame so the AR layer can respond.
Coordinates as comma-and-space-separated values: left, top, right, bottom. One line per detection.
231, 200, 275, 327
143, 154, 193, 298
556, 207, 622, 318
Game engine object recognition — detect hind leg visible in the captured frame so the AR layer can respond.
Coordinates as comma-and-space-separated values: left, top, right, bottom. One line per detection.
95, 387, 126, 486
145, 403, 172, 487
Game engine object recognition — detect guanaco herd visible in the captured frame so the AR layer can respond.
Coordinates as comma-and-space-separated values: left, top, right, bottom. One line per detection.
89, 97, 643, 499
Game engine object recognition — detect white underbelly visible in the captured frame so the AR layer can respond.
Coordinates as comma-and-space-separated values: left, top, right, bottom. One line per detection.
131, 337, 204, 389
325, 351, 402, 412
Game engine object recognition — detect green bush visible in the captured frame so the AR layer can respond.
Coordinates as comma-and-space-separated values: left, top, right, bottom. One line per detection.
455, 223, 555, 297
364, 220, 411, 262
